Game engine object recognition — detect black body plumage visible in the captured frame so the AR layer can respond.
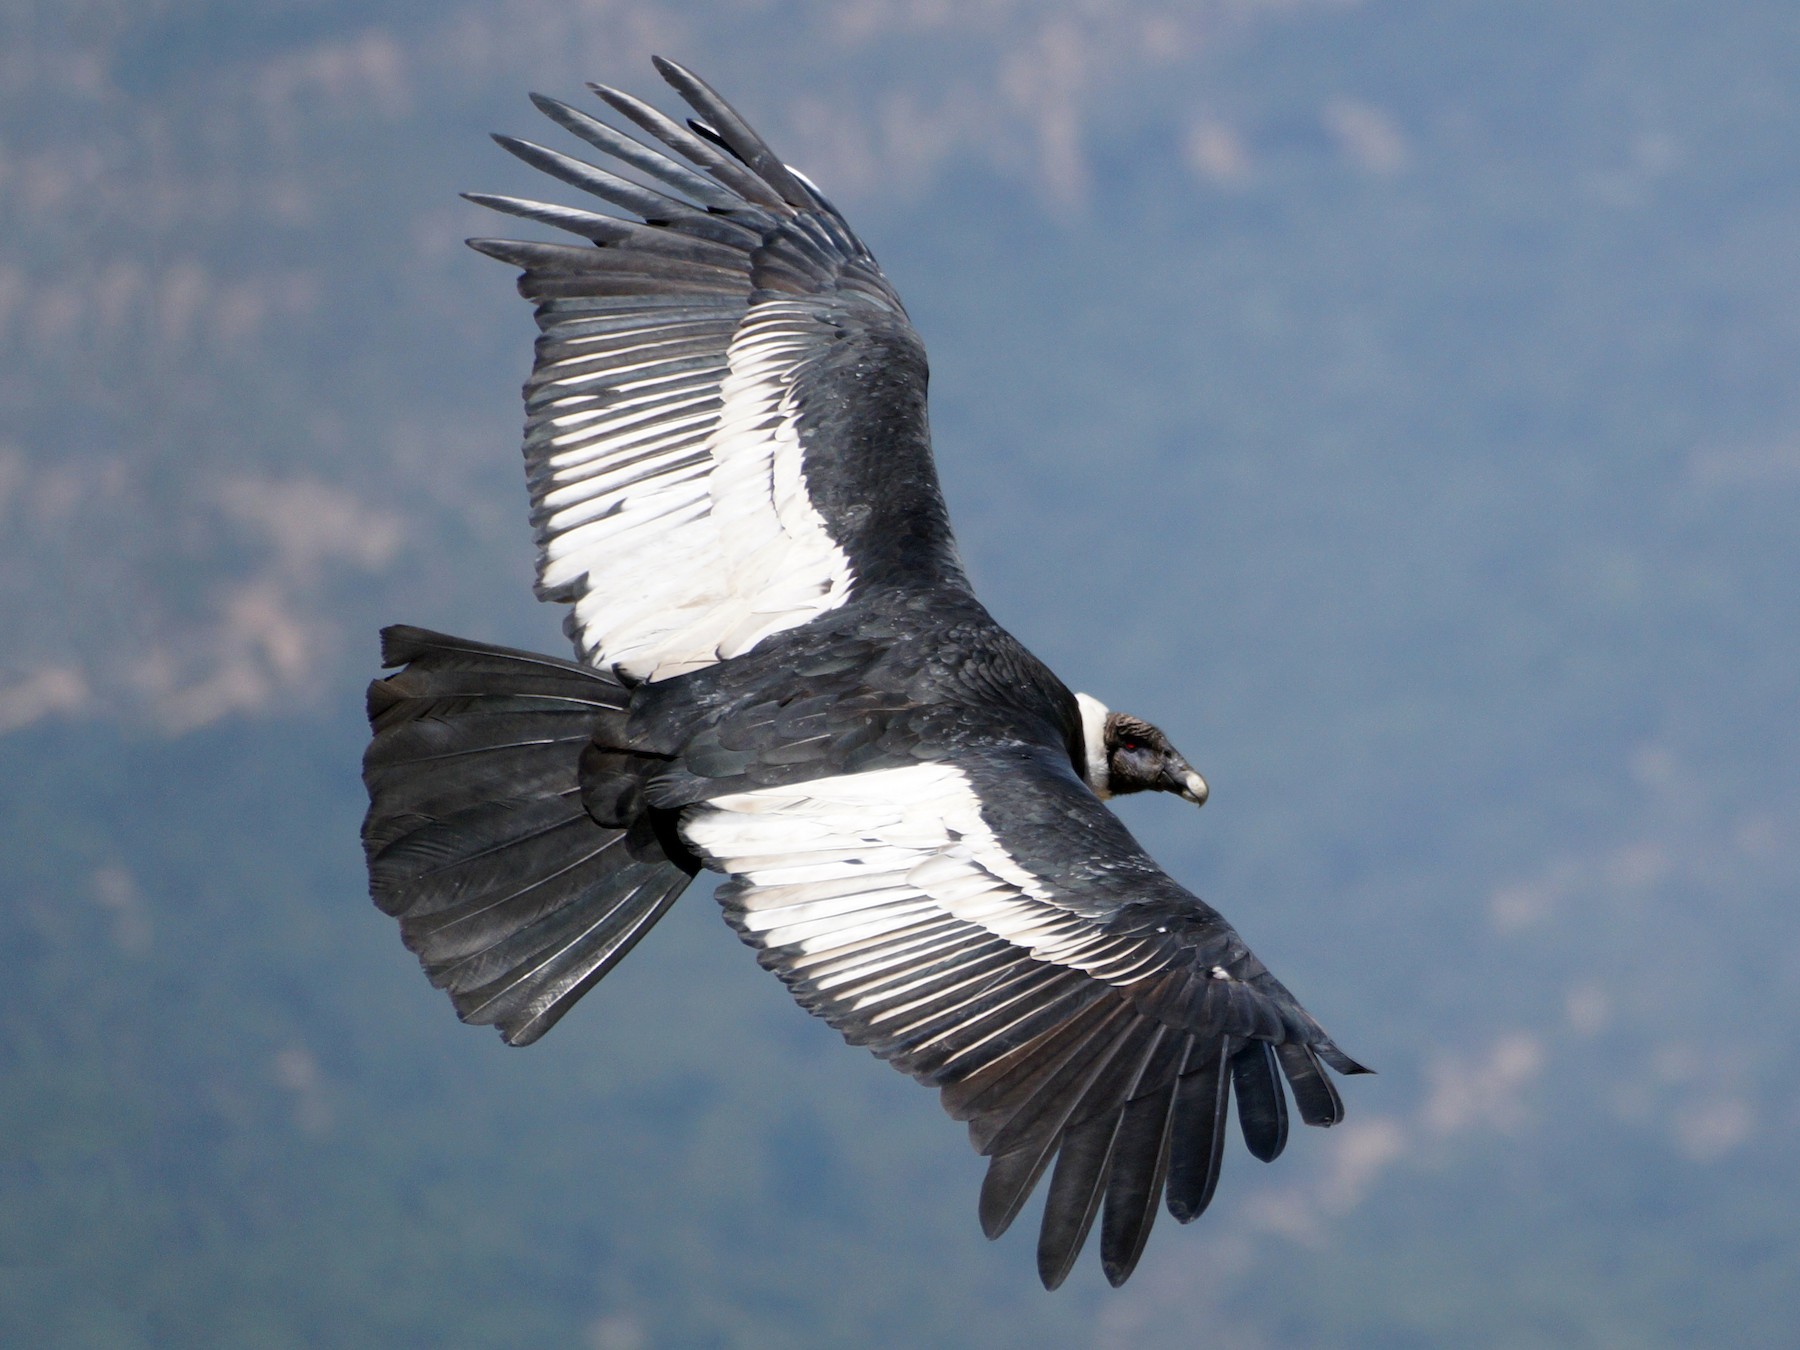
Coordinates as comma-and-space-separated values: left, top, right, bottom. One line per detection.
362, 58, 1368, 1290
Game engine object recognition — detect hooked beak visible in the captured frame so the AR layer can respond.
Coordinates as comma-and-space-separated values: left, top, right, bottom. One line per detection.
1163, 758, 1209, 808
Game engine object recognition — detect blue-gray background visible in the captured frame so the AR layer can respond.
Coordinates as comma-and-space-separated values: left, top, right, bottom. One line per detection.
5, 2, 1796, 1345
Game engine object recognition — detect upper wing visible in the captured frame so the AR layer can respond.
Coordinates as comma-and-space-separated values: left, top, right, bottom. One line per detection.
680, 743, 1368, 1290
471, 59, 968, 681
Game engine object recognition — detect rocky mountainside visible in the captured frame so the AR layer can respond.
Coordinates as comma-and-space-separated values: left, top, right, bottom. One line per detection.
4, 2, 1797, 1344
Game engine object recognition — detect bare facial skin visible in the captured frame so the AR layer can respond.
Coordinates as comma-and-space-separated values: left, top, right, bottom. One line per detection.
1104, 711, 1209, 806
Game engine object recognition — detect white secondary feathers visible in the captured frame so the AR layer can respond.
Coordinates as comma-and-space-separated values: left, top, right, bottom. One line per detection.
406, 69, 1369, 1290
534, 300, 857, 681
683, 763, 1178, 993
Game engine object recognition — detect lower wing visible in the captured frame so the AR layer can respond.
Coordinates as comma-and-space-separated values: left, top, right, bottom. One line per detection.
679, 743, 1369, 1288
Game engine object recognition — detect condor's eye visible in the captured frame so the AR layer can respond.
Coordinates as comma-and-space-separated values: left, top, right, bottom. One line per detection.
1119, 739, 1145, 753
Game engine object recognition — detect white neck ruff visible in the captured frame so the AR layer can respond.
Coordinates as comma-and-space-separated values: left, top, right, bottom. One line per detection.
1074, 692, 1111, 798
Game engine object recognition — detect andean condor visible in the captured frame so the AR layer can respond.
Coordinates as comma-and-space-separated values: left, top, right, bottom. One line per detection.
362, 57, 1369, 1290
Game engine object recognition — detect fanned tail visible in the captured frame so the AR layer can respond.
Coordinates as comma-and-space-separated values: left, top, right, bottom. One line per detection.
362, 625, 698, 1046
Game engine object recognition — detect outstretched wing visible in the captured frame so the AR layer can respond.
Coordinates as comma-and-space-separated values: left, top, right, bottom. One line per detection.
471, 59, 968, 682
680, 743, 1368, 1290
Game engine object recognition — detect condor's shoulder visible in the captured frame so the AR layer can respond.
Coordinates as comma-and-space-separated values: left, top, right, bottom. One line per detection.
625, 597, 1082, 794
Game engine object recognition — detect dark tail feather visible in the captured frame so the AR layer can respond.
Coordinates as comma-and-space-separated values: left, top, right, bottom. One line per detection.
362, 626, 697, 1046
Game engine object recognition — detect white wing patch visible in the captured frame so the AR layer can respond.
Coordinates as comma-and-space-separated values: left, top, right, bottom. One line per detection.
535, 300, 856, 681
682, 763, 1177, 992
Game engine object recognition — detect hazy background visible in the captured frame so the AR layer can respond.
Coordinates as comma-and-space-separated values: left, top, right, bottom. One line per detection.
5, 2, 1797, 1345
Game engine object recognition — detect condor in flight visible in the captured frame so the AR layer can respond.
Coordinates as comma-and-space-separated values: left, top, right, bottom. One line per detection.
363, 58, 1368, 1290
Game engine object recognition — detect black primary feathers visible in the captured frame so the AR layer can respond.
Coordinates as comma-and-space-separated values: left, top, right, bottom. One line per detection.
362, 58, 1370, 1290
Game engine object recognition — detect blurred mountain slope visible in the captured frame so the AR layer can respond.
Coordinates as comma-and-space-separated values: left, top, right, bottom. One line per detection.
3, 1, 1797, 1345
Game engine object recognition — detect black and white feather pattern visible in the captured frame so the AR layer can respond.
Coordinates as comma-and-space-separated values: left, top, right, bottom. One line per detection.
473, 61, 942, 680
683, 745, 1364, 1288
364, 59, 1371, 1293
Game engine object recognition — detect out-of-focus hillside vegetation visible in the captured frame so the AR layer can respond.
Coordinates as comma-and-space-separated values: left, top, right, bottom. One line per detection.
3, 2, 1796, 1345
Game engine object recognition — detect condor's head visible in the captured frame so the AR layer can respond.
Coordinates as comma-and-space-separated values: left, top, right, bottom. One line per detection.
1074, 693, 1209, 808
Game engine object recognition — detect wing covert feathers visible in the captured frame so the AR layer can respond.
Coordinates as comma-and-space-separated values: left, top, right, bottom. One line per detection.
469, 60, 961, 682
389, 57, 1371, 1289
686, 749, 1368, 1287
